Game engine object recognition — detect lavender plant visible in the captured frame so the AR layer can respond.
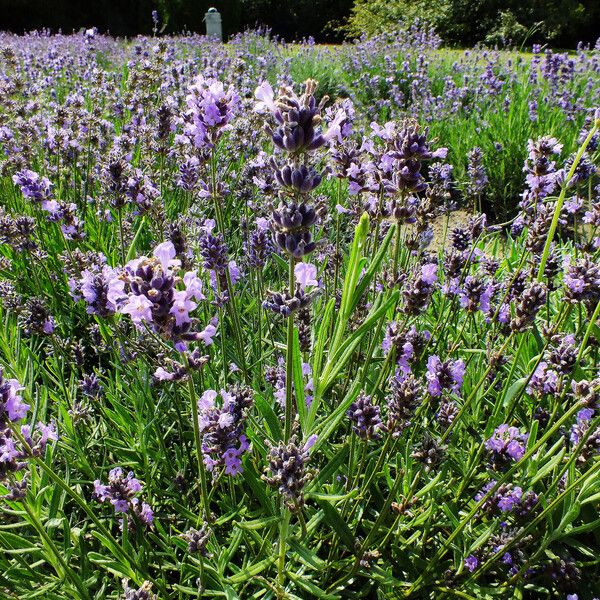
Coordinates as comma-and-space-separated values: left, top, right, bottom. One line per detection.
0, 25, 599, 600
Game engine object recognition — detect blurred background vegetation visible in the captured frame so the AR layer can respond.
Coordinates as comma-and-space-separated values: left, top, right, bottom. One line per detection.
0, 0, 598, 47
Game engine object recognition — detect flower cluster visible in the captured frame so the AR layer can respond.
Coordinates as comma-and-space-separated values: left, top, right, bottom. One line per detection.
265, 355, 314, 409
13, 169, 84, 239
12, 169, 53, 206
563, 257, 600, 309
466, 146, 488, 203
106, 241, 216, 350
464, 525, 531, 577
383, 324, 431, 373
426, 355, 466, 397
510, 282, 547, 332
181, 524, 212, 556
569, 408, 600, 462
387, 373, 422, 435
254, 79, 343, 154
120, 579, 157, 600
125, 168, 160, 214
485, 424, 528, 468
1, 369, 56, 491
262, 434, 317, 511
93, 467, 154, 526
476, 480, 539, 516
371, 119, 448, 197
269, 200, 318, 259
403, 263, 438, 314
245, 218, 274, 269
347, 393, 384, 440
75, 259, 121, 317
182, 75, 240, 150
197, 386, 253, 476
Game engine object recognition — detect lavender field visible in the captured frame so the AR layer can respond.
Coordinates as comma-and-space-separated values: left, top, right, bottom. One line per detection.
0, 25, 599, 599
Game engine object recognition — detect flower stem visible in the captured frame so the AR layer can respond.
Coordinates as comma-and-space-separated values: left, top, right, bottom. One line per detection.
186, 360, 211, 523
575, 299, 600, 366
277, 505, 290, 588
284, 255, 296, 442
537, 121, 598, 280
117, 207, 125, 265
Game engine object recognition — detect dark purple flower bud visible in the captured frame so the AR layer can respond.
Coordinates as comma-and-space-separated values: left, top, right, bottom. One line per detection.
569, 408, 600, 462
125, 169, 159, 213
564, 258, 600, 308
177, 156, 200, 192
19, 297, 55, 336
256, 79, 331, 155
387, 373, 421, 435
510, 282, 547, 332
270, 200, 318, 258
79, 373, 103, 399
245, 223, 273, 269
262, 286, 317, 317
403, 263, 438, 314
155, 103, 172, 150
273, 161, 323, 194
437, 398, 458, 429
527, 361, 560, 396
451, 228, 471, 251
410, 433, 446, 471
262, 434, 317, 511
4, 476, 28, 501
121, 579, 157, 600
476, 481, 538, 516
181, 524, 211, 556
547, 334, 578, 375
347, 393, 384, 440
104, 159, 129, 208
547, 557, 581, 593
570, 378, 599, 409
199, 228, 229, 274
466, 146, 488, 200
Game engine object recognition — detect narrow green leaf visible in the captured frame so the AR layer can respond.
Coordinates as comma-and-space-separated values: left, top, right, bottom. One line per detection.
315, 498, 355, 550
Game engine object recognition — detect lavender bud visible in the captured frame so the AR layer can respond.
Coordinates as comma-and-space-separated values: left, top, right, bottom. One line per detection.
347, 393, 384, 440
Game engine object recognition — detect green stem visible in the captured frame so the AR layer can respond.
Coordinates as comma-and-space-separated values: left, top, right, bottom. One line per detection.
575, 300, 600, 366
117, 207, 125, 265
277, 505, 290, 588
478, 459, 600, 587
537, 122, 598, 280
407, 400, 584, 596
186, 359, 211, 523
284, 256, 296, 441
392, 221, 402, 281
333, 178, 342, 294
441, 332, 514, 443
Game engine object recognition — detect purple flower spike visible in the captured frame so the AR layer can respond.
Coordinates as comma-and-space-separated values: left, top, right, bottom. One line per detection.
426, 355, 466, 397
465, 555, 479, 572
486, 424, 528, 468
197, 386, 253, 476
